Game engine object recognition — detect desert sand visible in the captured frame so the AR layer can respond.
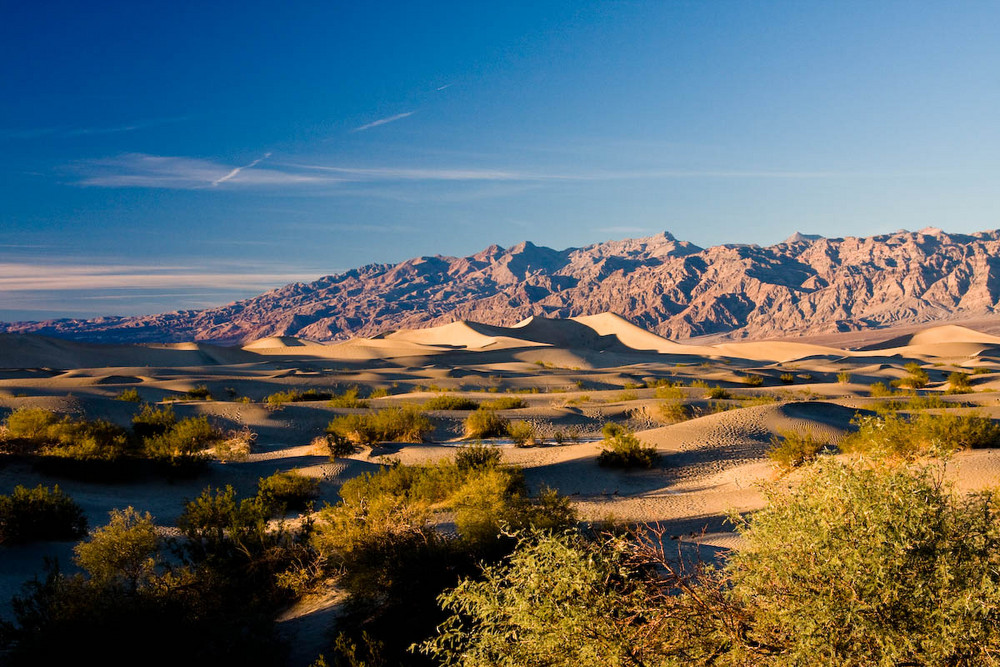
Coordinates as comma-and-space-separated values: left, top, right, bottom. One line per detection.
3, 313, 1000, 661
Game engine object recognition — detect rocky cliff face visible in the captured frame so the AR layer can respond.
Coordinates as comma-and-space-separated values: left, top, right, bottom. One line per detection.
5, 227, 1000, 344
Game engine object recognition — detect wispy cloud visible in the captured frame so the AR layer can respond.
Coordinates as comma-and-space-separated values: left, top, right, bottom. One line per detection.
2, 116, 190, 141
436, 84, 452, 91
0, 261, 322, 292
281, 163, 523, 181
75, 153, 331, 189
352, 111, 415, 132
212, 152, 272, 186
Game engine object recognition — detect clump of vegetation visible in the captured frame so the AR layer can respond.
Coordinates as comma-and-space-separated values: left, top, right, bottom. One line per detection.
837, 371, 852, 384
464, 408, 510, 439
868, 381, 896, 398
616, 389, 639, 401
422, 458, 1000, 665
327, 405, 432, 446
2, 408, 131, 461
706, 386, 731, 400
597, 423, 659, 469
482, 396, 527, 410
779, 373, 795, 384
946, 371, 973, 394
891, 361, 930, 389
690, 379, 710, 390
115, 388, 141, 402
767, 430, 829, 470
742, 374, 765, 387
369, 387, 392, 398
842, 410, 1000, 457
213, 426, 256, 462
656, 400, 690, 424
257, 470, 320, 512
183, 384, 212, 400
423, 394, 480, 410
0, 484, 87, 545
327, 387, 370, 408
265, 388, 333, 407
972, 367, 992, 375
507, 420, 540, 447
455, 442, 502, 472
653, 383, 684, 400
142, 415, 222, 462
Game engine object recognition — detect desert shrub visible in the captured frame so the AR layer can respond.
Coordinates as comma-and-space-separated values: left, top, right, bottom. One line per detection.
837, 371, 852, 384
725, 458, 1000, 664
972, 367, 992, 375
483, 396, 528, 410
327, 405, 432, 445
0, 484, 87, 544
74, 507, 160, 592
706, 386, 730, 400
507, 420, 540, 447
616, 389, 639, 402
598, 423, 659, 469
42, 418, 133, 461
464, 408, 509, 439
868, 381, 896, 398
328, 387, 370, 409
842, 410, 1000, 457
690, 379, 710, 389
257, 470, 320, 512
455, 442, 502, 472
213, 426, 256, 462
742, 375, 764, 387
369, 387, 391, 398
3, 407, 62, 442
131, 403, 177, 439
184, 384, 213, 400
115, 388, 142, 402
767, 430, 828, 469
779, 373, 795, 384
946, 371, 973, 394
423, 395, 480, 410
654, 383, 684, 400
142, 416, 221, 460
266, 388, 334, 407
656, 401, 690, 424
891, 361, 930, 389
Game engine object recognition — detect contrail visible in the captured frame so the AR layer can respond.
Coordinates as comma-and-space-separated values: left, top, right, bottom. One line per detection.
353, 111, 414, 132
212, 152, 272, 186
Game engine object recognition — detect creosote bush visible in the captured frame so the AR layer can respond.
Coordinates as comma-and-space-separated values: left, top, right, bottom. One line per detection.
842, 410, 1000, 457
115, 388, 142, 402
706, 386, 731, 400
767, 429, 828, 469
507, 420, 540, 447
327, 405, 432, 446
422, 458, 1000, 665
742, 374, 765, 387
327, 387, 370, 409
597, 423, 659, 469
946, 371, 973, 394
656, 400, 690, 424
464, 408, 509, 439
481, 396, 527, 410
0, 484, 87, 544
265, 388, 333, 407
257, 470, 320, 512
423, 394, 480, 411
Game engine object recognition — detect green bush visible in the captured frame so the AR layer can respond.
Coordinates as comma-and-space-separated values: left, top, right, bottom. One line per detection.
656, 401, 690, 424
131, 404, 177, 439
507, 420, 540, 447
423, 395, 480, 410
767, 430, 828, 469
328, 387, 370, 409
115, 388, 142, 402
0, 484, 87, 544
482, 396, 528, 410
597, 423, 659, 469
779, 373, 795, 384
946, 371, 973, 394
837, 371, 852, 384
184, 385, 213, 400
842, 410, 1000, 457
464, 408, 510, 439
265, 388, 333, 407
891, 362, 930, 389
742, 375, 764, 387
706, 386, 730, 400
142, 416, 221, 460
327, 405, 432, 445
654, 383, 684, 400
455, 442, 502, 472
257, 470, 320, 512
3, 407, 62, 443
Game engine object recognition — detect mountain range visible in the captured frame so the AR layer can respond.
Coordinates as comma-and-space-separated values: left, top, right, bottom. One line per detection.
5, 227, 1000, 344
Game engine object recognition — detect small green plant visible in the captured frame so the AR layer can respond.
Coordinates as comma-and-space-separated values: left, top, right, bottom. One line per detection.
707, 386, 731, 400
115, 388, 142, 402
868, 382, 895, 398
455, 443, 502, 471
768, 430, 828, 470
946, 371, 973, 394
480, 396, 527, 410
184, 385, 212, 400
465, 408, 510, 439
328, 387, 370, 408
656, 401, 690, 424
369, 387, 391, 398
507, 420, 540, 447
257, 470, 320, 512
891, 362, 930, 390
837, 371, 852, 384
423, 395, 480, 410
743, 375, 765, 387
597, 423, 659, 469
327, 405, 432, 445
779, 373, 795, 385
0, 484, 88, 544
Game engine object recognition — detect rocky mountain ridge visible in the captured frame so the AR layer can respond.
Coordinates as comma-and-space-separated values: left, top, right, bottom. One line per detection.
5, 227, 1000, 344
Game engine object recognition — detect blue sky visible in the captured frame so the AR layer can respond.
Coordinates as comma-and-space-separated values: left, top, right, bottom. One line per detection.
3, 1, 999, 320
